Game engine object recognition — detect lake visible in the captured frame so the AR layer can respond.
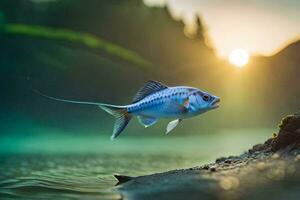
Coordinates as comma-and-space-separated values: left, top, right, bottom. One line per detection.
0, 129, 273, 200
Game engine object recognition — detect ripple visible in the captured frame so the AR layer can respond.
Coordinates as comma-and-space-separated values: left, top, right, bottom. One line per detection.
0, 178, 120, 200
0, 153, 203, 199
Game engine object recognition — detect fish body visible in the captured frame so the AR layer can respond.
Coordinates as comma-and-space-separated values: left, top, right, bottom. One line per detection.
127, 86, 219, 119
37, 80, 220, 140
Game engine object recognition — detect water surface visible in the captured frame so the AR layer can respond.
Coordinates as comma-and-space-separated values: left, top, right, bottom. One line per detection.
0, 129, 273, 200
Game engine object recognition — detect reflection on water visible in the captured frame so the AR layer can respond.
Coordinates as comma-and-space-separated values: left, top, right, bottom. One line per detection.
1, 152, 216, 200
0, 129, 273, 200
0, 154, 196, 200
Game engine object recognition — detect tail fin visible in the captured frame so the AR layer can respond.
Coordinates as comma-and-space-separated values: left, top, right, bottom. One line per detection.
98, 104, 132, 140
33, 89, 131, 140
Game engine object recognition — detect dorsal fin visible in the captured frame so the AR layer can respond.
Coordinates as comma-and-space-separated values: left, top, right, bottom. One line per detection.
132, 80, 168, 103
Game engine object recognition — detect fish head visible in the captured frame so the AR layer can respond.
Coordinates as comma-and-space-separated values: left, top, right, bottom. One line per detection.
188, 89, 220, 113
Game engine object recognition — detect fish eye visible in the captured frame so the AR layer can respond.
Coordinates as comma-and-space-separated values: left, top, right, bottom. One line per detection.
202, 94, 210, 102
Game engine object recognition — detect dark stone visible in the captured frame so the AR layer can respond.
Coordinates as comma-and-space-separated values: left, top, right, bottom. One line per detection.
202, 165, 210, 170
224, 159, 232, 164
216, 157, 226, 163
210, 167, 216, 172
272, 112, 300, 151
114, 175, 133, 185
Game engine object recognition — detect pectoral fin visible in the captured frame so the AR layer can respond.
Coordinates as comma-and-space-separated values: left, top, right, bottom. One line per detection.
138, 116, 158, 128
183, 98, 190, 109
166, 119, 182, 134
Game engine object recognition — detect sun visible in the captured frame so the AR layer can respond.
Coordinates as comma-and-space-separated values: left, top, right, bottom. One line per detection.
228, 49, 249, 68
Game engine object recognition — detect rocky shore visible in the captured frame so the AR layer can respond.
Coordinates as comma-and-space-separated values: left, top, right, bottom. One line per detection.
114, 112, 300, 200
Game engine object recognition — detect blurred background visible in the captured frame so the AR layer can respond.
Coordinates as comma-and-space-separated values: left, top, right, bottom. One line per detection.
0, 0, 299, 199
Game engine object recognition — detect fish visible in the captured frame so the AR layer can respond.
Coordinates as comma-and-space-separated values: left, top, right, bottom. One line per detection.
36, 80, 220, 140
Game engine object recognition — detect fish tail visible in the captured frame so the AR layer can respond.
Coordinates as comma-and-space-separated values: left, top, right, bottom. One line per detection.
33, 89, 101, 106
33, 89, 131, 140
98, 104, 132, 140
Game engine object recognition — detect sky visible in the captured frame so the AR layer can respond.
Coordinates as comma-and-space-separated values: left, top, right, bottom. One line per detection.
143, 0, 300, 58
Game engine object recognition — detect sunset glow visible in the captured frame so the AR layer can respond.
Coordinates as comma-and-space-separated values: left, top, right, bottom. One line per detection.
228, 49, 249, 68
144, 0, 300, 58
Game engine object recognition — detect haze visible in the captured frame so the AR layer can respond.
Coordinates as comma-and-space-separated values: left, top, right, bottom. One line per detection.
144, 0, 300, 58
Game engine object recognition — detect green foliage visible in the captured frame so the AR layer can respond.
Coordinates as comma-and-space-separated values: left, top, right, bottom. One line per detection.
0, 23, 151, 69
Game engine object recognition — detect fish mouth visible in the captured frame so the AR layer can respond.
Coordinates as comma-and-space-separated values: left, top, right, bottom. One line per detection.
211, 98, 220, 109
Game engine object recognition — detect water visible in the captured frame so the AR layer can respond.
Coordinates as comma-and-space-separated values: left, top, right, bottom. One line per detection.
0, 129, 273, 200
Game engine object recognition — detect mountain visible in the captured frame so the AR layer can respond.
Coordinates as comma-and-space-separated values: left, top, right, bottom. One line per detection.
237, 40, 300, 127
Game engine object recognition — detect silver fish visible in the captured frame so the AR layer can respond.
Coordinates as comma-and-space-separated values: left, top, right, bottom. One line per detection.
37, 80, 220, 140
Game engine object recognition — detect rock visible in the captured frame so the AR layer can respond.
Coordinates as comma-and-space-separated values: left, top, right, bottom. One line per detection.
113, 112, 300, 200
114, 175, 133, 185
272, 112, 300, 151
216, 157, 226, 163
210, 166, 217, 172
224, 159, 232, 164
202, 165, 210, 170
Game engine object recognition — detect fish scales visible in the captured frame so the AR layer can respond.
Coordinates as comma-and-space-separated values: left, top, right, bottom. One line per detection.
129, 88, 190, 116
